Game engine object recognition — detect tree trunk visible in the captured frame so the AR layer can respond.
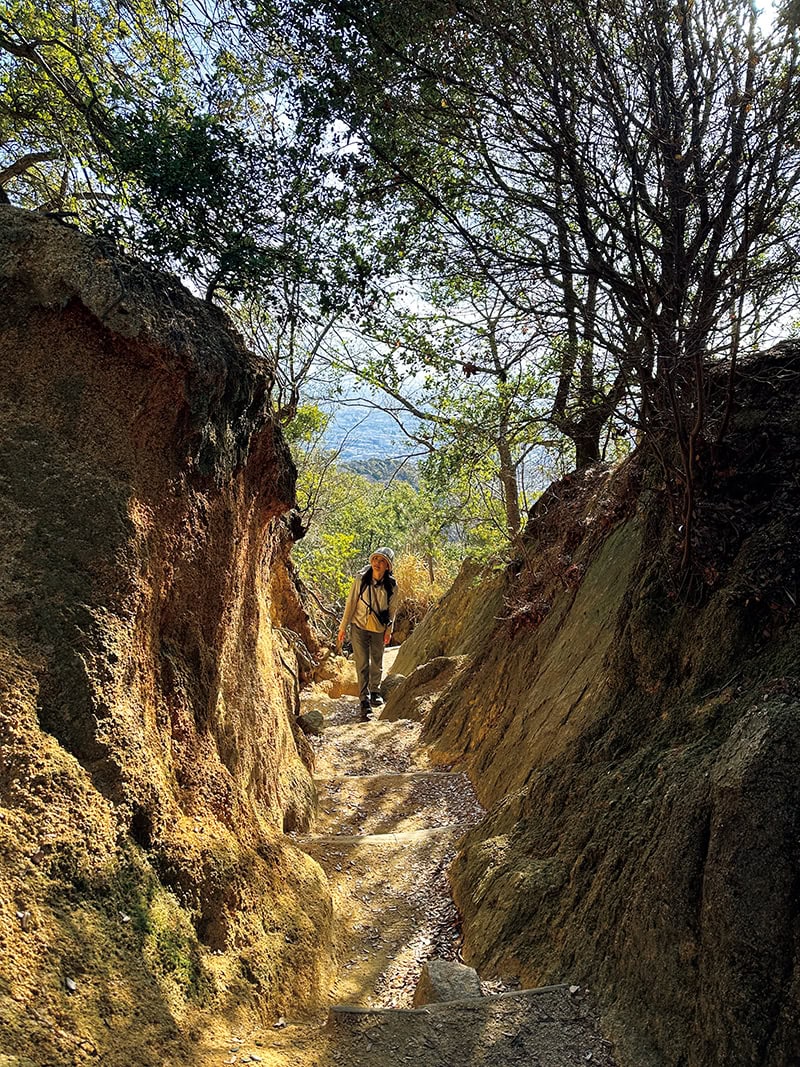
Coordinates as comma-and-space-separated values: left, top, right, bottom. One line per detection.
573, 429, 601, 470
496, 436, 522, 539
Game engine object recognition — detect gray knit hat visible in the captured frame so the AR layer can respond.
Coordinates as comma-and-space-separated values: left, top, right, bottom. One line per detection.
370, 546, 395, 570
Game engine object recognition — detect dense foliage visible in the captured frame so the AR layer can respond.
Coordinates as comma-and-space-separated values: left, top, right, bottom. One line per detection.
3, 0, 799, 591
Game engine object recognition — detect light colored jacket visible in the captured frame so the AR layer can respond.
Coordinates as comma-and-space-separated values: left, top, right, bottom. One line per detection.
341, 570, 400, 634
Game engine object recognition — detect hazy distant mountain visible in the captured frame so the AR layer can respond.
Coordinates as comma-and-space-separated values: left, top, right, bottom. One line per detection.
323, 403, 419, 463
342, 456, 420, 487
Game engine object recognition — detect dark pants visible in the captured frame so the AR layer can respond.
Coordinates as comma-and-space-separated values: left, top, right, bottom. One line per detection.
351, 625, 384, 702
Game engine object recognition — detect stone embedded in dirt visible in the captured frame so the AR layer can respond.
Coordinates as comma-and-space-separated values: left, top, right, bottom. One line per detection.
412, 958, 482, 1006
298, 710, 325, 736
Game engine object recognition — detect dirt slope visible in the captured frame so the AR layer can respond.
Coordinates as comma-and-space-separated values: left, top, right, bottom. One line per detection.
388, 348, 800, 1067
0, 207, 333, 1066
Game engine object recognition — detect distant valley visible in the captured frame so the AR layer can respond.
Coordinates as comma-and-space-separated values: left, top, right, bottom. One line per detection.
322, 403, 420, 484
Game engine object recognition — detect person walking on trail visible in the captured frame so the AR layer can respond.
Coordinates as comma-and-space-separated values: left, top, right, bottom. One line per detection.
337, 547, 399, 720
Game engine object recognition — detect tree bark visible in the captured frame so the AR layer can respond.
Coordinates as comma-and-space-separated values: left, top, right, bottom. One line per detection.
496, 434, 522, 539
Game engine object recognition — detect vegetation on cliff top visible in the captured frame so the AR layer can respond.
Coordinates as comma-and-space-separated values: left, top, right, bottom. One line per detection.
3, 0, 800, 593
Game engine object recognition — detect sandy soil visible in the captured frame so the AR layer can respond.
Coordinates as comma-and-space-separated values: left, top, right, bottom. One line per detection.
197, 668, 490, 1065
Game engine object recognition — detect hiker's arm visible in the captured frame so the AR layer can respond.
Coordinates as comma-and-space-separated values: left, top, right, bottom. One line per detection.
384, 582, 400, 645
338, 580, 358, 644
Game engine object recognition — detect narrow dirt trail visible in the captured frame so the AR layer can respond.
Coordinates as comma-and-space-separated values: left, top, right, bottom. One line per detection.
297, 690, 488, 1012
202, 655, 619, 1067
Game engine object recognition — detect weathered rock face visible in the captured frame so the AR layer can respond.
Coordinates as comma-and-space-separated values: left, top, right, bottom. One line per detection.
378, 656, 470, 722
0, 208, 333, 1064
391, 560, 506, 678
398, 349, 800, 1067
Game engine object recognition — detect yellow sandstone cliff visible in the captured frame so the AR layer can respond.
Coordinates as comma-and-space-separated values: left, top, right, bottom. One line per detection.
394, 357, 800, 1067
0, 207, 333, 1065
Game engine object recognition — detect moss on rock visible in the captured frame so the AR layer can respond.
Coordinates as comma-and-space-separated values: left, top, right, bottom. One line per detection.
0, 207, 334, 1066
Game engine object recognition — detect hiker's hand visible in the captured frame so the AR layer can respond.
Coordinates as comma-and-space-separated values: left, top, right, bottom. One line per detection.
337, 626, 345, 647
383, 630, 392, 646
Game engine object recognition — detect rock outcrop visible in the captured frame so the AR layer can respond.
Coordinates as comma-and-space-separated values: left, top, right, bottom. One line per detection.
0, 208, 333, 1065
379, 656, 469, 722
393, 348, 800, 1067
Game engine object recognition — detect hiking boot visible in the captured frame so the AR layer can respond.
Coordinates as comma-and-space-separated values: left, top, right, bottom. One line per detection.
359, 700, 371, 721
370, 692, 384, 707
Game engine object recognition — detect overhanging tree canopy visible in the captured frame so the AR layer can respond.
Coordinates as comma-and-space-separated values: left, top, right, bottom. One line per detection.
278, 0, 800, 550
4, 0, 800, 565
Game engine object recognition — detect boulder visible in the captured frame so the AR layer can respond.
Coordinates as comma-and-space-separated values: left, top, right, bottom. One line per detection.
313, 650, 359, 697
380, 656, 470, 722
378, 672, 406, 699
413, 958, 482, 1006
298, 709, 325, 736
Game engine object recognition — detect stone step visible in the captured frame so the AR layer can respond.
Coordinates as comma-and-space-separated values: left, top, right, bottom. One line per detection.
328, 981, 569, 1020
324, 984, 619, 1066
302, 821, 466, 848
318, 770, 457, 781
295, 824, 467, 1009
312, 771, 485, 836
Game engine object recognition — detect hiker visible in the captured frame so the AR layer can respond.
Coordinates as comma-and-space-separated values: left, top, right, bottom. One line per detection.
337, 547, 399, 720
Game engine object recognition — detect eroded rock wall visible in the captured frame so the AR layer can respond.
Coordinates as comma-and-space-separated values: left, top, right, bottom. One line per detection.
400, 350, 800, 1067
0, 207, 333, 1065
